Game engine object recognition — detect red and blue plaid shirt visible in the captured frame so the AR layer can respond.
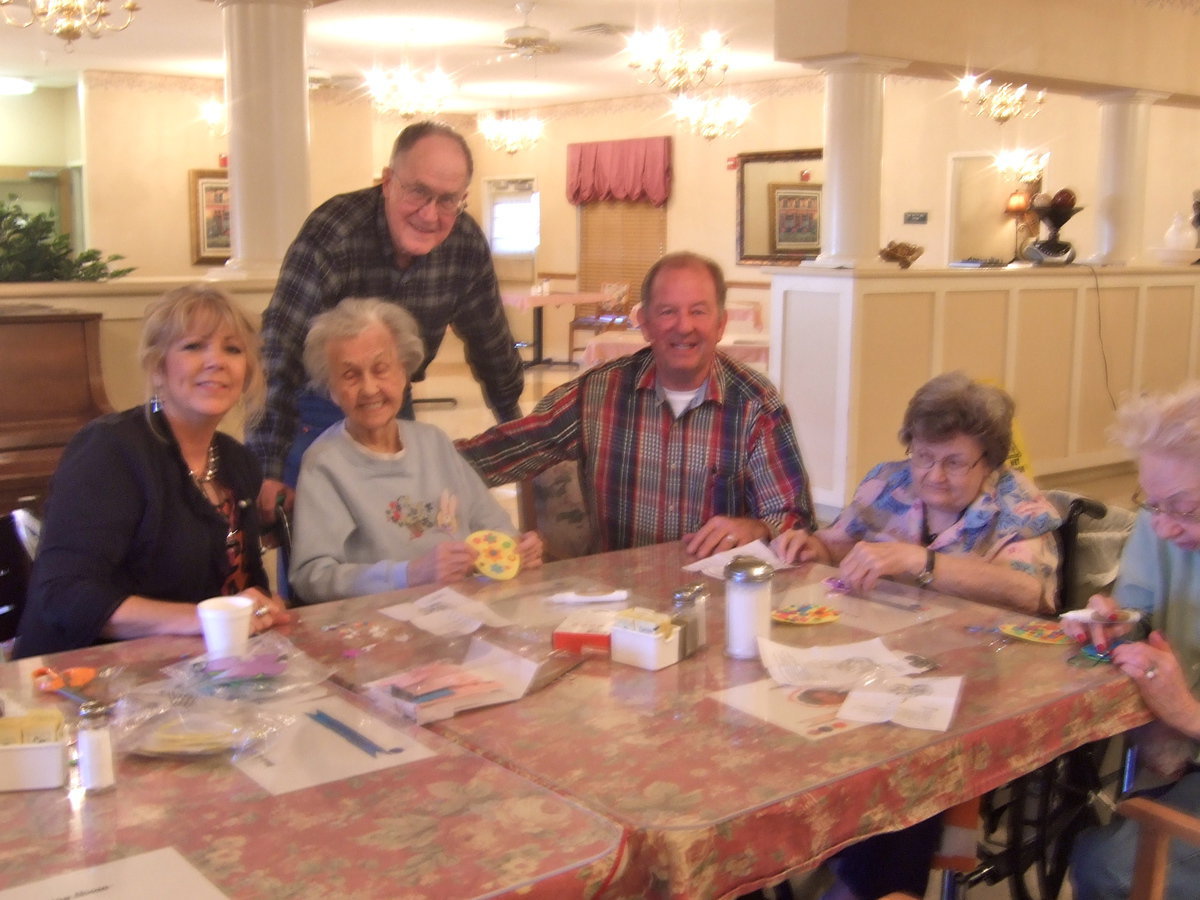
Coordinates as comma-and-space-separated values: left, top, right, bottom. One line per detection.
458, 348, 814, 551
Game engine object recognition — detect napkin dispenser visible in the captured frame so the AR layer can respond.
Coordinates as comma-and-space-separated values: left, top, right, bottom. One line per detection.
610, 608, 681, 671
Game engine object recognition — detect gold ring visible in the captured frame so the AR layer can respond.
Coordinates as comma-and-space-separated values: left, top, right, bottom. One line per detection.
254, 606, 270, 618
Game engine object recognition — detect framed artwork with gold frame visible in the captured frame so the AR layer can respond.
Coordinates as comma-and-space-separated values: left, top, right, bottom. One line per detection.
188, 169, 231, 265
769, 183, 822, 255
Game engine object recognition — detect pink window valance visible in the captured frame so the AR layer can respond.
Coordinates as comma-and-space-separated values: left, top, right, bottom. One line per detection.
566, 136, 672, 207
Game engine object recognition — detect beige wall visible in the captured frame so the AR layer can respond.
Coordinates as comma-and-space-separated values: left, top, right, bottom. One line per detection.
2, 67, 1198, 367
4, 72, 1198, 283
0, 88, 76, 165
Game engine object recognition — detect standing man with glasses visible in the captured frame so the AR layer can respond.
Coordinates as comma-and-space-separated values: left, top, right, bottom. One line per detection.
246, 121, 524, 525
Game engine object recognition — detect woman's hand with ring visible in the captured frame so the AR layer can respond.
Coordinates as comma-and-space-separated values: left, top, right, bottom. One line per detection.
241, 588, 292, 633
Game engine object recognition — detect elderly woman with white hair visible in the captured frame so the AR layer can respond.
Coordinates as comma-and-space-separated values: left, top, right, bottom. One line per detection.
1067, 383, 1200, 900
289, 297, 541, 603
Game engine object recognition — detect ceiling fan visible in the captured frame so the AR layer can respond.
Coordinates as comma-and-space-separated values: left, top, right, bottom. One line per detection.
502, 1, 559, 58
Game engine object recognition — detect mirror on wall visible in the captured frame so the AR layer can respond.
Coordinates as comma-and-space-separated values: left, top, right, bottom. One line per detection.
947, 153, 1039, 264
736, 148, 824, 265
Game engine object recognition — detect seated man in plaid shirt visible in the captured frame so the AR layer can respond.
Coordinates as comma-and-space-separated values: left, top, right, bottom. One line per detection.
458, 251, 814, 558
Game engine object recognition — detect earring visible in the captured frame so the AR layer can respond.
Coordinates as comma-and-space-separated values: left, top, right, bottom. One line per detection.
149, 394, 162, 413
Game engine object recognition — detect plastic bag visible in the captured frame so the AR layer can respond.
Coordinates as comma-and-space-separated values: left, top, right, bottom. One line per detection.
159, 631, 332, 702
113, 683, 295, 761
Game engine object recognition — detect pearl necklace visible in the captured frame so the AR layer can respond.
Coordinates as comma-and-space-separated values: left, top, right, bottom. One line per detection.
190, 441, 219, 488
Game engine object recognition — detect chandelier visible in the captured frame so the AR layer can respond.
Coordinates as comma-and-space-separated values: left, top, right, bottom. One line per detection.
0, 0, 139, 46
627, 25, 729, 94
672, 94, 750, 141
478, 112, 544, 155
994, 149, 1049, 183
957, 74, 1044, 124
364, 66, 456, 119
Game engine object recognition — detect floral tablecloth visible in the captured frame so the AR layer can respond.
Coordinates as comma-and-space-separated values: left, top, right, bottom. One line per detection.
0, 641, 622, 899
286, 543, 1148, 899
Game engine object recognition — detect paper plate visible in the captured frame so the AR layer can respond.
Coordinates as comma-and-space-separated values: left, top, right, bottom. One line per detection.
467, 530, 520, 580
772, 603, 840, 625
127, 712, 241, 757
998, 622, 1072, 645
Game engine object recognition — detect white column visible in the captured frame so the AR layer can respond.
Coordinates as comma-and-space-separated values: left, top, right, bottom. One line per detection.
216, 0, 311, 278
1086, 90, 1165, 267
802, 55, 905, 269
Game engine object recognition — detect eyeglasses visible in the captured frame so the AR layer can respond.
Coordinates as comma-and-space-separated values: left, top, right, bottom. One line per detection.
1132, 490, 1200, 523
392, 179, 467, 216
908, 449, 986, 476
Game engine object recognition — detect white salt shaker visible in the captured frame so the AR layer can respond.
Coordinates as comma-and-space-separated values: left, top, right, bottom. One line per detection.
723, 556, 774, 659
76, 701, 116, 793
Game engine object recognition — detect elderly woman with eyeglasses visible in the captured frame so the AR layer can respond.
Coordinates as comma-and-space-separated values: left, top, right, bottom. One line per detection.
288, 297, 542, 603
773, 372, 1061, 900
1066, 383, 1200, 900
773, 371, 1060, 615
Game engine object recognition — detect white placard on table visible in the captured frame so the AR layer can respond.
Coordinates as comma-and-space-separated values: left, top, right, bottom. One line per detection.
0, 847, 225, 900
236, 693, 435, 795
837, 675, 965, 732
710, 678, 867, 741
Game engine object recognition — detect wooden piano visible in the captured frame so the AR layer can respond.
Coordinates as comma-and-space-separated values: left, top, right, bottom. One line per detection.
0, 304, 113, 515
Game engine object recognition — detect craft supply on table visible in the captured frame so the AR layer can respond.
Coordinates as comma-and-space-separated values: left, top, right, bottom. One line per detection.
998, 621, 1073, 645
772, 603, 840, 625
553, 609, 619, 654
544, 588, 630, 604
724, 556, 774, 659
467, 530, 520, 580
306, 709, 404, 757
1059, 609, 1141, 626
32, 666, 97, 704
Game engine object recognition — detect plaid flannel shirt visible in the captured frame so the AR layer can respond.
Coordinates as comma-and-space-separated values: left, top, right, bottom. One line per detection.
245, 185, 524, 480
457, 348, 815, 551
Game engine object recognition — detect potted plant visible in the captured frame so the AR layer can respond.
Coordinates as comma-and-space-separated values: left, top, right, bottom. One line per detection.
0, 198, 133, 282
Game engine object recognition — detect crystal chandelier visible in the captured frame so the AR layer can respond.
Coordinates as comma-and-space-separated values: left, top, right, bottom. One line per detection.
477, 112, 544, 155
994, 149, 1049, 183
364, 66, 456, 119
672, 93, 750, 141
957, 75, 1044, 124
627, 25, 729, 94
0, 0, 138, 46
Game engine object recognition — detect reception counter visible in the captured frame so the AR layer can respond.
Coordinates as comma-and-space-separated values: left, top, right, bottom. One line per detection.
769, 264, 1200, 511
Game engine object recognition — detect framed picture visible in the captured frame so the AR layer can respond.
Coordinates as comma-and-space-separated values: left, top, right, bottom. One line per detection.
188, 169, 231, 265
769, 183, 822, 255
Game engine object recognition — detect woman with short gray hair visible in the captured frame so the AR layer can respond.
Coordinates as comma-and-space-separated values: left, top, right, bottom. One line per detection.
289, 297, 542, 602
1068, 382, 1200, 900
774, 371, 1058, 614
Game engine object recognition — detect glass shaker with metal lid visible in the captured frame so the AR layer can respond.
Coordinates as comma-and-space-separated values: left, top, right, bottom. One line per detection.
723, 556, 774, 659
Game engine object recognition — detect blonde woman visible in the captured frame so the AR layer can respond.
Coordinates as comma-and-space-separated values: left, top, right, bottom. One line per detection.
15, 285, 290, 658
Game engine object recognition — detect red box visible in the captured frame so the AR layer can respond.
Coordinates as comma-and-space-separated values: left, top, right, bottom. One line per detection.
552, 610, 617, 655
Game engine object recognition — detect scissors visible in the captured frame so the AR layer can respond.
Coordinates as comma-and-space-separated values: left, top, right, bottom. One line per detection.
32, 666, 97, 704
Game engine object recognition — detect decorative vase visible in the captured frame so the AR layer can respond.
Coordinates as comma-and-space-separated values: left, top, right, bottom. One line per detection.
1024, 206, 1083, 265
1164, 212, 1198, 251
